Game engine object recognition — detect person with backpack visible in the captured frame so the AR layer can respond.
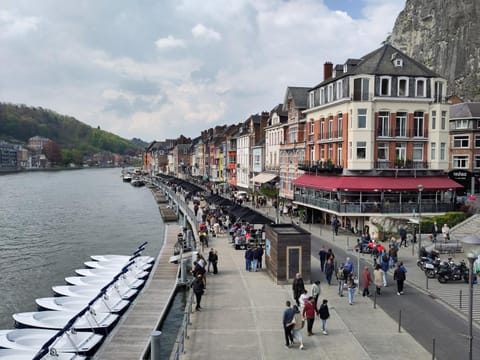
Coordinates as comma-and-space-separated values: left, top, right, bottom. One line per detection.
394, 261, 407, 295
317, 299, 330, 335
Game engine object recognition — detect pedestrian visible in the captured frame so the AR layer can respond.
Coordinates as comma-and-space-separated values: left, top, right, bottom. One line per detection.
442, 223, 450, 243
191, 274, 205, 311
380, 255, 389, 287
325, 258, 334, 286
431, 221, 439, 243
318, 246, 328, 272
302, 296, 318, 336
399, 227, 407, 247
288, 305, 304, 349
283, 300, 295, 348
346, 273, 356, 305
374, 264, 384, 295
343, 257, 354, 277
299, 289, 309, 312
211, 249, 218, 274
250, 245, 259, 272
361, 266, 372, 297
245, 247, 253, 271
311, 280, 321, 306
292, 273, 306, 306
207, 248, 215, 273
326, 248, 335, 263
317, 299, 330, 335
394, 261, 407, 295
257, 245, 264, 269
336, 263, 345, 296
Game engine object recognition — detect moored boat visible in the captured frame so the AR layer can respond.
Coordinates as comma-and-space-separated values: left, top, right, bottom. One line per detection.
90, 254, 154, 263
51, 285, 138, 301
0, 328, 102, 355
65, 275, 144, 289
36, 295, 130, 314
0, 348, 85, 359
75, 267, 149, 279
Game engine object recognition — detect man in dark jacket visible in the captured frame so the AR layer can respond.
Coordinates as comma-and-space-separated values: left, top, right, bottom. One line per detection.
191, 274, 205, 311
282, 300, 295, 347
394, 262, 407, 295
292, 273, 306, 306
319, 246, 328, 272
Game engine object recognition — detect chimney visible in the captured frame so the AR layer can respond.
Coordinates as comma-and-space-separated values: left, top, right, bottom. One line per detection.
324, 62, 333, 81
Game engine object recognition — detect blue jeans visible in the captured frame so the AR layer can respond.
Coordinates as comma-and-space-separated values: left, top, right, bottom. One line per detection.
321, 319, 327, 331
348, 288, 355, 304
251, 259, 258, 272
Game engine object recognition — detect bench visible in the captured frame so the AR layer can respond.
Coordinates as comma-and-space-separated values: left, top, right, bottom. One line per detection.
433, 242, 464, 254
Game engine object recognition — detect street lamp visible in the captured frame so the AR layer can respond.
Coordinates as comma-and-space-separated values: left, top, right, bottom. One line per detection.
461, 235, 480, 360
417, 184, 424, 257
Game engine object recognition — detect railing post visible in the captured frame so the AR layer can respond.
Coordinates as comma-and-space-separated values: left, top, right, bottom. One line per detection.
150, 330, 162, 360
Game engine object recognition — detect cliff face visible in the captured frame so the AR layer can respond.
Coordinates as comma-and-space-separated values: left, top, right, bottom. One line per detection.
387, 0, 480, 101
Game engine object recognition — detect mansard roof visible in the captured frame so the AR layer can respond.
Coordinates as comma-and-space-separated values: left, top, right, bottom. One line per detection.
283, 87, 310, 111
311, 44, 440, 90
450, 102, 480, 119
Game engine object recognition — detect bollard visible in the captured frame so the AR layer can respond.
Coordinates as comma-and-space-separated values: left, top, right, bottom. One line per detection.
426, 275, 429, 290
347, 237, 350, 248
459, 289, 462, 309
150, 330, 162, 360
398, 310, 402, 333
432, 338, 436, 360
374, 289, 377, 309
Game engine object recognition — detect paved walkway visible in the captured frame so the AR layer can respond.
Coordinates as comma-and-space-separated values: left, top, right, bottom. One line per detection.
181, 228, 431, 360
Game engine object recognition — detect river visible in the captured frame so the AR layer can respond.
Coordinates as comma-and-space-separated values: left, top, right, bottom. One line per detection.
0, 168, 182, 357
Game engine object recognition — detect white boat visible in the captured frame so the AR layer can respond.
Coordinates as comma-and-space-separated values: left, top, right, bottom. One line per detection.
90, 254, 154, 263
0, 348, 85, 359
36, 295, 130, 314
0, 328, 102, 355
52, 285, 138, 300
13, 310, 118, 331
65, 275, 144, 289
83, 260, 152, 271
75, 267, 149, 279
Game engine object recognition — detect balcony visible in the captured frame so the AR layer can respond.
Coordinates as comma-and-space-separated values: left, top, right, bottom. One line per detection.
374, 160, 429, 170
298, 160, 343, 175
377, 128, 429, 138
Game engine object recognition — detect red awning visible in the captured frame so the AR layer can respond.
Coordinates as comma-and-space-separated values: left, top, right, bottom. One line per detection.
293, 174, 463, 192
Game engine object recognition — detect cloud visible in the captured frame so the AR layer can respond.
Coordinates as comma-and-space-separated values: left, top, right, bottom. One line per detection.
0, 0, 406, 142
155, 35, 186, 50
0, 10, 40, 38
192, 24, 222, 41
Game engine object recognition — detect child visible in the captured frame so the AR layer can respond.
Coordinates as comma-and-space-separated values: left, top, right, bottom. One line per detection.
318, 299, 330, 335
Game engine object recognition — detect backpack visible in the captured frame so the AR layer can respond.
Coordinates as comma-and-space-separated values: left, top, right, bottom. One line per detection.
337, 267, 345, 280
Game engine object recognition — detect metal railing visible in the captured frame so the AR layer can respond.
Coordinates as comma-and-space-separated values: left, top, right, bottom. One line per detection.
169, 286, 195, 360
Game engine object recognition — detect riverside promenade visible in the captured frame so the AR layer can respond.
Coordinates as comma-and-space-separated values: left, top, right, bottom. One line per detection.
181, 224, 431, 360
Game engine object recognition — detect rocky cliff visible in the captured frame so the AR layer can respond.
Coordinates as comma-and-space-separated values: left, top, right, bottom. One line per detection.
387, 0, 480, 101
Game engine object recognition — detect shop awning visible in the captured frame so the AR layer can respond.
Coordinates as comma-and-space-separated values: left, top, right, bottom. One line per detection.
251, 172, 278, 184
293, 174, 463, 192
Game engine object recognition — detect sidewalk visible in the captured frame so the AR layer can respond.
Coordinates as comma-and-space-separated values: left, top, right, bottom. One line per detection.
180, 227, 431, 359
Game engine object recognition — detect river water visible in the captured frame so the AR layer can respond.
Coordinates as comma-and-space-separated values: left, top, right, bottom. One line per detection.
0, 168, 182, 356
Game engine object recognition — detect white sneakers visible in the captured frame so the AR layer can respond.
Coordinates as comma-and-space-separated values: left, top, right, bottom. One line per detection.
322, 330, 328, 335
300, 344, 304, 350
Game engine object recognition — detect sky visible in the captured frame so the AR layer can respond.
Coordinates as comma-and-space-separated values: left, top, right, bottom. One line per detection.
0, 0, 405, 143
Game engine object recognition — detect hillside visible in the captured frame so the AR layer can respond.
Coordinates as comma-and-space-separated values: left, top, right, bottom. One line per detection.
387, 0, 480, 101
0, 103, 146, 158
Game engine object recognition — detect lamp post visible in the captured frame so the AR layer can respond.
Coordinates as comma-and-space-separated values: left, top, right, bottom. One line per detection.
417, 184, 424, 257
462, 235, 480, 360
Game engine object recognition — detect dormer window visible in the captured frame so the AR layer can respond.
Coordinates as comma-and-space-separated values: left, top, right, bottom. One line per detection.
398, 77, 409, 97
309, 91, 314, 108
380, 76, 391, 96
343, 64, 348, 73
394, 58, 403, 67
415, 78, 427, 97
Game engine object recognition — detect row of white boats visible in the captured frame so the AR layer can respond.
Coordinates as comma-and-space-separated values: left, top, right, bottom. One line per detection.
0, 242, 155, 359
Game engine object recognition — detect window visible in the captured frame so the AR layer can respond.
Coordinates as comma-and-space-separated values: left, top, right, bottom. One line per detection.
328, 144, 333, 160
349, 142, 352, 159
475, 134, 480, 148
320, 88, 325, 105
440, 143, 446, 160
455, 119, 469, 129
328, 116, 333, 138
327, 84, 333, 102
336, 80, 343, 99
320, 147, 325, 160
356, 141, 366, 159
398, 77, 409, 96
378, 111, 390, 136
413, 111, 424, 137
395, 143, 406, 160
434, 81, 444, 102
377, 142, 388, 160
453, 155, 468, 169
337, 143, 342, 166
395, 112, 407, 137
475, 155, 480, 169
320, 120, 325, 139
337, 114, 343, 137
357, 109, 367, 128
415, 78, 426, 97
394, 58, 403, 67
353, 78, 369, 101
431, 111, 436, 130
441, 111, 447, 129
310, 146, 315, 164
431, 142, 436, 160
380, 76, 391, 96
413, 143, 423, 161
289, 125, 298, 144
309, 92, 314, 108
453, 135, 469, 148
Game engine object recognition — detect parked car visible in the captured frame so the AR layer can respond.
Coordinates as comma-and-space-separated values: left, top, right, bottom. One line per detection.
235, 191, 249, 202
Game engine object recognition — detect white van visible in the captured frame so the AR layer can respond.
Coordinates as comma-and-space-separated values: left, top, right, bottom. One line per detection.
235, 191, 248, 201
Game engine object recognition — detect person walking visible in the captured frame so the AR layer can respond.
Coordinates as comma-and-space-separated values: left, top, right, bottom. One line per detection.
431, 221, 439, 243
288, 305, 305, 349
325, 258, 334, 286
302, 296, 317, 336
399, 227, 407, 247
336, 263, 345, 296
211, 249, 218, 274
292, 273, 306, 306
394, 261, 407, 295
207, 248, 215, 273
191, 274, 205, 311
282, 301, 295, 348
250, 245, 259, 272
374, 264, 384, 295
311, 280, 321, 306
318, 246, 328, 272
380, 255, 389, 287
361, 266, 372, 297
346, 273, 356, 305
317, 299, 330, 335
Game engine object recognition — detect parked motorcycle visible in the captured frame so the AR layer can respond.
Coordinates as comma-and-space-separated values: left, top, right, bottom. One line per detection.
437, 259, 469, 283
417, 247, 440, 271
424, 258, 442, 278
